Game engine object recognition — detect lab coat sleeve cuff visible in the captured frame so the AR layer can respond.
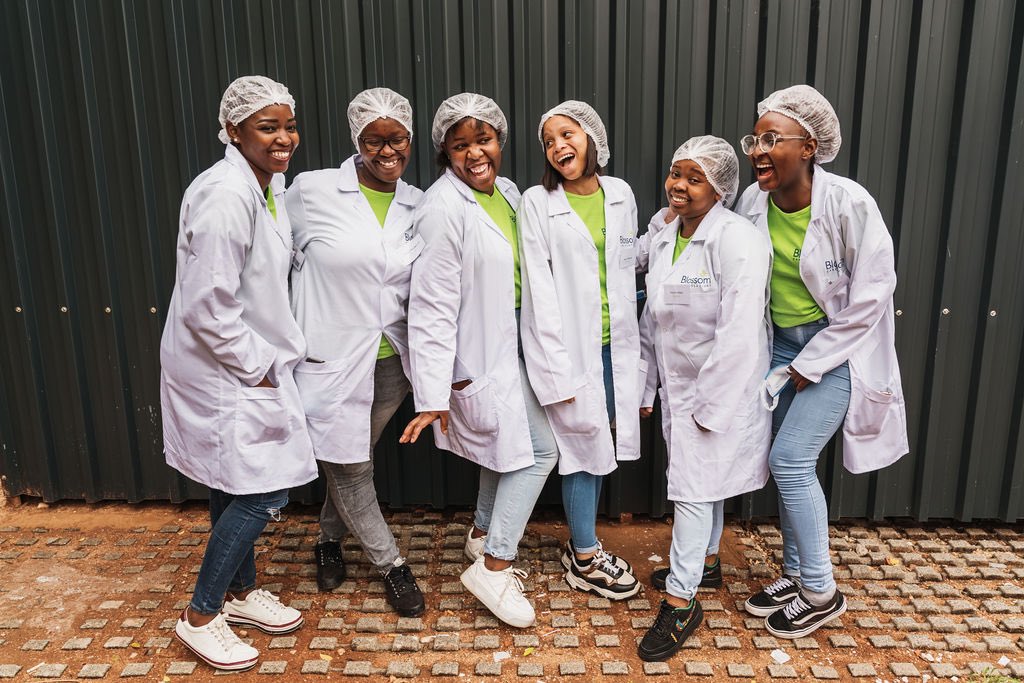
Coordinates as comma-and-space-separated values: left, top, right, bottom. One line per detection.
789, 358, 824, 384
239, 345, 277, 387
692, 406, 730, 434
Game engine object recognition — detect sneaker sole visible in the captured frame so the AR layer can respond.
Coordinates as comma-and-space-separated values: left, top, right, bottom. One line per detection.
174, 632, 258, 671
765, 599, 848, 639
460, 572, 535, 628
564, 569, 641, 601
223, 614, 303, 635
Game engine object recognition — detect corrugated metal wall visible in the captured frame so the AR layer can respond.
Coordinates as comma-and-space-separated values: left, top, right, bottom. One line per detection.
1, 0, 1022, 521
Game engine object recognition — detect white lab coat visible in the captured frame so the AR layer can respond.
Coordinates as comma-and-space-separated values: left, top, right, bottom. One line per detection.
734, 166, 909, 473
407, 169, 534, 473
518, 176, 643, 476
639, 203, 773, 502
160, 144, 316, 495
287, 156, 424, 464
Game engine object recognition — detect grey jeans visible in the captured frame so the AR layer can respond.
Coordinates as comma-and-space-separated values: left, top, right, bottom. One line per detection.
319, 355, 409, 574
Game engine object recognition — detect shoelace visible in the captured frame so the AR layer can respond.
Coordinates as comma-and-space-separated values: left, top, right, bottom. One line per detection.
649, 600, 679, 637
247, 589, 284, 614
763, 576, 796, 596
781, 594, 812, 621
499, 567, 528, 601
386, 565, 418, 597
318, 545, 343, 566
210, 614, 245, 649
591, 551, 624, 579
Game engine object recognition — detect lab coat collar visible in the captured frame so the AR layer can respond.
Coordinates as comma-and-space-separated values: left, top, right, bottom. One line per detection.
223, 143, 285, 200
337, 155, 419, 207
546, 174, 627, 217
686, 201, 727, 242
442, 167, 518, 207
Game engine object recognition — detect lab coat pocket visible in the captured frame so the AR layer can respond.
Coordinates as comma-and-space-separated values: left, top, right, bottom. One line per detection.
548, 377, 602, 436
235, 386, 294, 449
845, 378, 895, 438
818, 273, 850, 314
294, 358, 350, 422
450, 377, 499, 434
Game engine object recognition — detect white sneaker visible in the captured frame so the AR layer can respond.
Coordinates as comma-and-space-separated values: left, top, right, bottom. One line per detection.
174, 610, 259, 671
222, 589, 303, 634
460, 557, 535, 628
464, 527, 486, 562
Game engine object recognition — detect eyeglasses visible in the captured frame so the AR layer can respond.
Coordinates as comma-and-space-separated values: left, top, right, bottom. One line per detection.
740, 132, 809, 155
359, 135, 411, 153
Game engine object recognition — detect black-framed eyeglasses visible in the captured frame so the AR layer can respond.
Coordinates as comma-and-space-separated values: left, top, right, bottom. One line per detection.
359, 135, 411, 153
740, 132, 809, 155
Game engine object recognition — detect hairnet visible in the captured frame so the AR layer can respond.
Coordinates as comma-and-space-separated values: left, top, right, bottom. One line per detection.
347, 87, 414, 149
218, 76, 296, 145
537, 100, 610, 167
431, 93, 508, 150
757, 84, 841, 163
671, 135, 740, 206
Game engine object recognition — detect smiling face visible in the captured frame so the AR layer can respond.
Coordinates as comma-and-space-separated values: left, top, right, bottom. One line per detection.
226, 103, 298, 189
356, 117, 411, 192
664, 159, 721, 228
542, 115, 592, 183
748, 112, 816, 195
444, 118, 502, 194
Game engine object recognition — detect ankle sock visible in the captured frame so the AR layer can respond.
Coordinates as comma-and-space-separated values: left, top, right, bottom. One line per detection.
804, 586, 836, 606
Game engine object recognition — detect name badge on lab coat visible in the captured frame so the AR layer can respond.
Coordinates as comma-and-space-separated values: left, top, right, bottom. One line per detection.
663, 283, 691, 305
619, 251, 636, 269
292, 247, 306, 271
396, 234, 425, 265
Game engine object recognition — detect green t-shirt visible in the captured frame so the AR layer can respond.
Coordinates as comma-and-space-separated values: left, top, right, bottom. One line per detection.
767, 197, 826, 328
265, 187, 277, 220
565, 188, 610, 344
673, 231, 691, 263
359, 183, 399, 359
473, 187, 521, 308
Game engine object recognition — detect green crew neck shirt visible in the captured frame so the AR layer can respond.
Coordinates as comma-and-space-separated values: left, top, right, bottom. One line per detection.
359, 183, 399, 359
473, 187, 521, 308
565, 188, 610, 345
767, 197, 826, 327
265, 187, 277, 220
673, 231, 691, 263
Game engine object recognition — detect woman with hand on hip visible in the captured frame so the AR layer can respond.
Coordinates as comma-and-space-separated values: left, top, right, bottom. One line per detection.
161, 76, 314, 671
287, 87, 425, 617
400, 93, 558, 628
518, 101, 643, 601
636, 136, 772, 662
735, 85, 908, 638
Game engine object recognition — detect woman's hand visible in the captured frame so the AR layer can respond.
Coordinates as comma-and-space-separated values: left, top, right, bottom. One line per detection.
692, 415, 710, 432
255, 375, 274, 388
640, 407, 654, 418
400, 411, 449, 443
562, 396, 576, 405
663, 206, 678, 224
787, 366, 812, 392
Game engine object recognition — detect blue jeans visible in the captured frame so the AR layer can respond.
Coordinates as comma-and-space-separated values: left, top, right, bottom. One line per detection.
561, 343, 614, 554
191, 488, 289, 615
473, 355, 559, 560
770, 319, 850, 594
666, 499, 724, 600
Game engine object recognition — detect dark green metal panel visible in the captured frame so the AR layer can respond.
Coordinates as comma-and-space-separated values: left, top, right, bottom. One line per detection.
1, 0, 1023, 521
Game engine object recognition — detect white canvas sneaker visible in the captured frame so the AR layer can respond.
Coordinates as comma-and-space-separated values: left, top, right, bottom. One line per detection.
222, 589, 303, 634
460, 557, 535, 628
174, 610, 259, 671
464, 527, 486, 562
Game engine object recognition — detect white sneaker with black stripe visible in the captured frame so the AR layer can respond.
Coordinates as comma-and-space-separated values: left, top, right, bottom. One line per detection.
765, 589, 847, 638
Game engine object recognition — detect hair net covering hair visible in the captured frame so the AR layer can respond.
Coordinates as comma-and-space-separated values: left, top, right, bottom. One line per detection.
218, 76, 296, 145
347, 87, 414, 149
537, 100, 610, 167
757, 84, 842, 163
431, 93, 508, 151
671, 135, 740, 206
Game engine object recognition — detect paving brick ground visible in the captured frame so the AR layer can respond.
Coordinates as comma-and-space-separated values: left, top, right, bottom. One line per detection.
0, 502, 1022, 680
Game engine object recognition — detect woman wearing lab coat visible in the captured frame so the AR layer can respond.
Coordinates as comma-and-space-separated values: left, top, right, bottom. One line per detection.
735, 85, 908, 639
400, 93, 558, 628
160, 76, 314, 672
287, 88, 425, 617
518, 101, 642, 600
635, 136, 772, 662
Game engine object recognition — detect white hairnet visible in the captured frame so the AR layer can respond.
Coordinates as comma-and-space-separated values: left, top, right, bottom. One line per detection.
431, 93, 508, 151
537, 100, 610, 167
757, 84, 841, 163
218, 76, 296, 145
671, 135, 740, 206
347, 87, 414, 149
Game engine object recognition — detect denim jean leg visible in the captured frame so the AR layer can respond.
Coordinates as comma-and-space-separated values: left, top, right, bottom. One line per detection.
474, 467, 500, 534
601, 343, 615, 422
768, 321, 850, 594
191, 488, 290, 615
208, 489, 255, 594
771, 331, 804, 578
666, 500, 715, 601
482, 357, 559, 560
562, 472, 602, 554
705, 500, 725, 556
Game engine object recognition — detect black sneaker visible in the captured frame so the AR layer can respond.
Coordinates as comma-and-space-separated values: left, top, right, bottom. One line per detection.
314, 541, 346, 592
637, 598, 704, 662
766, 589, 846, 639
560, 539, 633, 574
383, 562, 425, 617
744, 575, 801, 616
650, 559, 723, 591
